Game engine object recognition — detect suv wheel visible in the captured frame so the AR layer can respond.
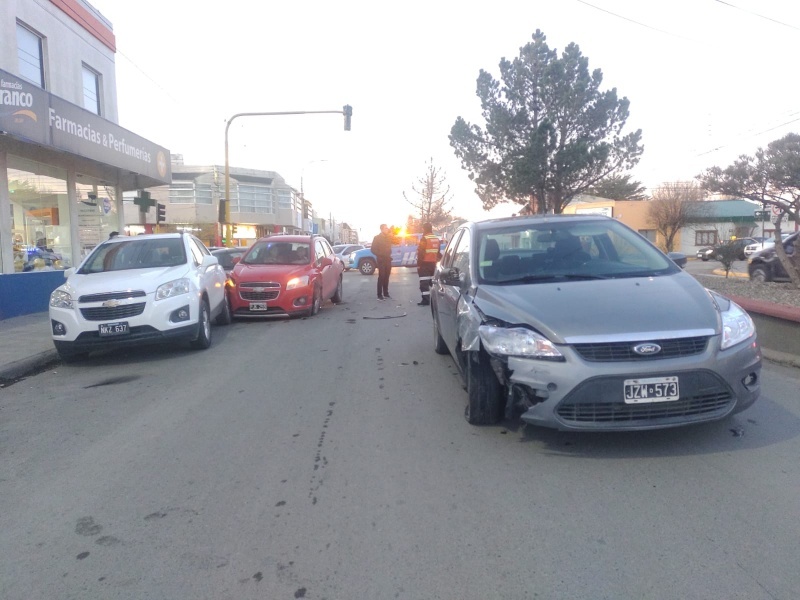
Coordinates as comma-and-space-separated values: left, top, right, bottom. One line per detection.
331, 275, 343, 304
433, 312, 448, 355
190, 300, 212, 349
359, 259, 376, 275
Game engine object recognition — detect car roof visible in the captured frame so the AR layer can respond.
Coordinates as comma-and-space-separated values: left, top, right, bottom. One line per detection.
467, 213, 611, 232
256, 235, 316, 244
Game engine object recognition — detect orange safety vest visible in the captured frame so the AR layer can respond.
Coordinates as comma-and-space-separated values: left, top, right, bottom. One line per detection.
421, 234, 441, 263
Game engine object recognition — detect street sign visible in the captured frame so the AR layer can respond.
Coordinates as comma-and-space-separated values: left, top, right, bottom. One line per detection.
754, 210, 769, 219
771, 204, 784, 216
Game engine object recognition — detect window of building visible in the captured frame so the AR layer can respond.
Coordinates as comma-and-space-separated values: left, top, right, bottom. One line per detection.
195, 183, 213, 205
696, 231, 717, 246
237, 184, 273, 214
638, 229, 657, 243
276, 189, 292, 210
7, 156, 71, 271
169, 182, 195, 204
17, 22, 45, 88
82, 64, 101, 115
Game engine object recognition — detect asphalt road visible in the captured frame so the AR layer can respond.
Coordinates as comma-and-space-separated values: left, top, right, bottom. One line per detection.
1, 269, 799, 600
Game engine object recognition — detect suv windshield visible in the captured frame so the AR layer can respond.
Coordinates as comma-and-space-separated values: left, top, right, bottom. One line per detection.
243, 241, 310, 265
477, 219, 677, 284
79, 238, 186, 274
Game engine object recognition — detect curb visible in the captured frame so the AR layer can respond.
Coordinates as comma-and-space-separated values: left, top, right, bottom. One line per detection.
0, 349, 59, 383
761, 348, 800, 370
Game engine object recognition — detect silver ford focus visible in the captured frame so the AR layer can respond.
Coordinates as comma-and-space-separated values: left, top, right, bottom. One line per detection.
430, 215, 761, 431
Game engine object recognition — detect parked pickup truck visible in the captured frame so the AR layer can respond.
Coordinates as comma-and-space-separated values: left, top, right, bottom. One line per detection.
349, 234, 446, 275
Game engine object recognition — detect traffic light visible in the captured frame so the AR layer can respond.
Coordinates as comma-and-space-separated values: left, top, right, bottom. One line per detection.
218, 198, 226, 223
157, 203, 166, 223
232, 224, 238, 235
343, 104, 352, 131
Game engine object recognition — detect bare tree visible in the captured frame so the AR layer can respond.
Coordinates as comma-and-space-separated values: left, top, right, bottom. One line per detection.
403, 158, 453, 231
647, 181, 709, 252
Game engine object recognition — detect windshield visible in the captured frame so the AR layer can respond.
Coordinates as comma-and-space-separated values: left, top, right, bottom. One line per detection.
243, 241, 310, 265
477, 218, 678, 284
78, 238, 186, 274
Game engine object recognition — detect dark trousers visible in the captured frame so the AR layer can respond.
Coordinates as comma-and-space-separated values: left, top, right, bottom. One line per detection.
418, 262, 435, 301
377, 257, 392, 297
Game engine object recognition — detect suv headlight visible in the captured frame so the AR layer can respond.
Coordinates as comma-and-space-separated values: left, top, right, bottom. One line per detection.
156, 278, 191, 300
286, 275, 309, 290
479, 325, 564, 360
50, 289, 73, 309
720, 301, 756, 350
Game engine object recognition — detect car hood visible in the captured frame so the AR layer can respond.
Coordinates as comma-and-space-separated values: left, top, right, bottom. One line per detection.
63, 265, 192, 296
233, 263, 311, 281
472, 272, 720, 344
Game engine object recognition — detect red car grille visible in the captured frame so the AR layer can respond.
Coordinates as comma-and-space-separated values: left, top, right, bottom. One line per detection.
239, 282, 280, 302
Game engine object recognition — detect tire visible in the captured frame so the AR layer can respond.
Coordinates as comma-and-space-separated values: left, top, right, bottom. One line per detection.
304, 286, 322, 317
359, 259, 376, 275
331, 275, 343, 304
215, 292, 233, 325
190, 300, 212, 349
701, 256, 708, 262
464, 349, 503, 425
433, 311, 448, 355
750, 266, 769, 283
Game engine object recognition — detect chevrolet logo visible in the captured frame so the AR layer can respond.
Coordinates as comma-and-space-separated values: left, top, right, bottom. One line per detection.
102, 299, 122, 308
254, 287, 265, 293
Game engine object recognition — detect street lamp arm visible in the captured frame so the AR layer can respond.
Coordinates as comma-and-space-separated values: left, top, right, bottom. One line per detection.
223, 106, 352, 247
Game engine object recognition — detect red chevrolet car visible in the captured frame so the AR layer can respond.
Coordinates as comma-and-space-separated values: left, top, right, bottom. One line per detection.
227, 235, 344, 318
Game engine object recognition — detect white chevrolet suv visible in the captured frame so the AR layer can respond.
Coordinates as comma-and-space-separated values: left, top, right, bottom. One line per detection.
49, 233, 230, 362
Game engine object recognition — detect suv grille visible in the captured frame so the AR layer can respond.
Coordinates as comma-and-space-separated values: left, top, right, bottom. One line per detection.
79, 290, 146, 303
81, 303, 146, 321
239, 282, 280, 301
574, 336, 709, 362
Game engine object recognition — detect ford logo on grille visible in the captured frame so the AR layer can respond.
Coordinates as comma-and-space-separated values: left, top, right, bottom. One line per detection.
633, 343, 661, 355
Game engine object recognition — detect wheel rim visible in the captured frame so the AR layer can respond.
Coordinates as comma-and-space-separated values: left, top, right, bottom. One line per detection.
202, 305, 211, 338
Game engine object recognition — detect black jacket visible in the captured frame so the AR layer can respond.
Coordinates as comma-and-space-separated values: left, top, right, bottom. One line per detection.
371, 232, 392, 261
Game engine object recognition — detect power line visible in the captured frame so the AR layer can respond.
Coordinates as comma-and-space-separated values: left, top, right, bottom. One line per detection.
712, 0, 800, 32
575, 0, 696, 41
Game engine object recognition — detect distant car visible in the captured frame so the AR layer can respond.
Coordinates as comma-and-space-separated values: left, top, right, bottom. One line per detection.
431, 215, 761, 430
211, 247, 248, 273
743, 234, 791, 258
349, 234, 447, 275
48, 233, 230, 362
748, 231, 798, 282
667, 251, 687, 268
227, 234, 344, 318
332, 244, 364, 270
697, 237, 757, 261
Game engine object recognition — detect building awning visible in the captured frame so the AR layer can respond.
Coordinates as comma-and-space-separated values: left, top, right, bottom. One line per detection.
0, 67, 170, 189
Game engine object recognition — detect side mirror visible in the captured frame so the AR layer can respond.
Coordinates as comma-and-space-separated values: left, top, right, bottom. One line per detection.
232, 256, 242, 266
64, 267, 75, 278
320, 256, 333, 267
440, 267, 461, 286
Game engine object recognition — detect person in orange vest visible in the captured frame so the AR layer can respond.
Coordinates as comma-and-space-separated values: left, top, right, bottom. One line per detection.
416, 222, 442, 306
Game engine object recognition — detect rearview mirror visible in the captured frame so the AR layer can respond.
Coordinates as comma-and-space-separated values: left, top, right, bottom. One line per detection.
440, 267, 461, 286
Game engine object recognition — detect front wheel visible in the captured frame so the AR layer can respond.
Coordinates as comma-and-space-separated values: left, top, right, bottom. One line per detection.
304, 286, 322, 317
433, 311, 448, 355
190, 300, 212, 349
750, 266, 769, 283
464, 350, 503, 425
359, 259, 376, 275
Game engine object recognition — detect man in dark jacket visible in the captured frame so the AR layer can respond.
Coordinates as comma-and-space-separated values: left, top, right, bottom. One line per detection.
372, 224, 393, 300
416, 223, 441, 305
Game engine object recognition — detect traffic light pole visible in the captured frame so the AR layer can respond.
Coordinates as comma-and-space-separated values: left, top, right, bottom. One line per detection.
223, 107, 352, 247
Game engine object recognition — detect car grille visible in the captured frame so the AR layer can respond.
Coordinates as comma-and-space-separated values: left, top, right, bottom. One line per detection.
79, 290, 146, 302
239, 282, 280, 301
80, 303, 146, 321
573, 336, 709, 362
555, 371, 735, 427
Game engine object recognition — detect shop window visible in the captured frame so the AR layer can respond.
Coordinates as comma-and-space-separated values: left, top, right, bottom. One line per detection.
17, 22, 45, 88
7, 156, 70, 272
638, 229, 657, 243
82, 64, 101, 115
696, 231, 717, 246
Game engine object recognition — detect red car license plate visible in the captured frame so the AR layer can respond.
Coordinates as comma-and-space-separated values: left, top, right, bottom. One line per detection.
249, 302, 268, 311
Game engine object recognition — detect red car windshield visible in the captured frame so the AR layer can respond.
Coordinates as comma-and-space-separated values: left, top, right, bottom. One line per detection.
243, 241, 310, 265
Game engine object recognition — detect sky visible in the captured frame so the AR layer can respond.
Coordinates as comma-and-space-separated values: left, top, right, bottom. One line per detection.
85, 0, 800, 241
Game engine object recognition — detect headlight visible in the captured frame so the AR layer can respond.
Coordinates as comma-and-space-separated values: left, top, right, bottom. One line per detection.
720, 301, 756, 350
50, 289, 73, 309
156, 278, 191, 300
286, 275, 309, 290
478, 325, 564, 360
